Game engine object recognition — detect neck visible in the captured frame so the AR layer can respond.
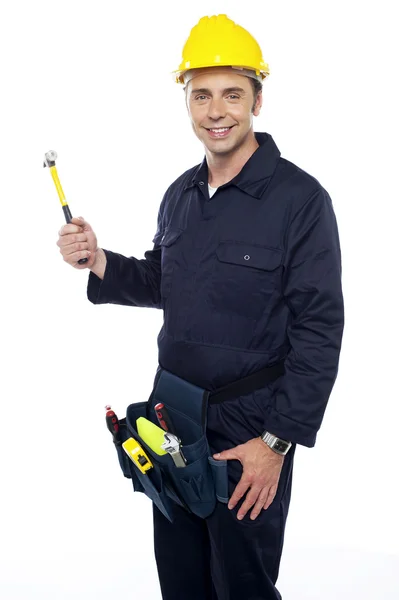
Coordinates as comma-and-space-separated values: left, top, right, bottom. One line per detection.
205, 131, 259, 187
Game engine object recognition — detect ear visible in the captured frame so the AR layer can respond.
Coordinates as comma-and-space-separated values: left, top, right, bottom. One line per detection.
253, 91, 263, 117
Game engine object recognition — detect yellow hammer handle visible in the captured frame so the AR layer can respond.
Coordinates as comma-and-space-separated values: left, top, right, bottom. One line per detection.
49, 166, 67, 206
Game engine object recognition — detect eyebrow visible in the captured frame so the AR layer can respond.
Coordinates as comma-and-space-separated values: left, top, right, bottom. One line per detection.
190, 86, 246, 95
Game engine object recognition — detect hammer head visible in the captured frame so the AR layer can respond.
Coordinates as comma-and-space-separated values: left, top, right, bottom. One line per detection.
43, 150, 57, 168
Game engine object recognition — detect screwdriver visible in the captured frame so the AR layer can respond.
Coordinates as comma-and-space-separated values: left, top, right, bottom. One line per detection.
154, 403, 176, 434
43, 150, 88, 265
105, 405, 120, 444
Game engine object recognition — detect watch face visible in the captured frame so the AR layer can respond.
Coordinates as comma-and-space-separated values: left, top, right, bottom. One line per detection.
274, 439, 288, 452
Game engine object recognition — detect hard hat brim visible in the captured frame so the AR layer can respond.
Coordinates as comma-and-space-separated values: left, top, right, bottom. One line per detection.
172, 63, 270, 85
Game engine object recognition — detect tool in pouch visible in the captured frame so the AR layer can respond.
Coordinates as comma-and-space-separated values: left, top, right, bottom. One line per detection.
161, 432, 187, 468
43, 150, 88, 265
122, 438, 153, 474
154, 402, 175, 433
105, 405, 120, 443
155, 402, 187, 467
136, 417, 167, 455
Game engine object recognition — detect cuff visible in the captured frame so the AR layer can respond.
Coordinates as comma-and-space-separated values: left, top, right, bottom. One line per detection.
87, 249, 113, 304
264, 406, 317, 448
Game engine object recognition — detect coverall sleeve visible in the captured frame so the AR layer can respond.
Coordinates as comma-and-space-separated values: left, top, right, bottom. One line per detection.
265, 187, 345, 447
87, 205, 164, 309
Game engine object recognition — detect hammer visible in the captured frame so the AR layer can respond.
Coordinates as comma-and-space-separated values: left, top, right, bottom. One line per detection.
44, 150, 88, 265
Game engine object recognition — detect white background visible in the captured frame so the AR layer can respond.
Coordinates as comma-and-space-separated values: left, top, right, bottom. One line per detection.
1, 0, 398, 598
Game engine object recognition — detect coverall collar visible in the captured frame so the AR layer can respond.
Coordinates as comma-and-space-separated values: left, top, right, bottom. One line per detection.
184, 132, 281, 198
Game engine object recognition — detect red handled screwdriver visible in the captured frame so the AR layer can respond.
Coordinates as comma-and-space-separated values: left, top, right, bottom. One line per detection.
105, 405, 120, 443
154, 403, 176, 435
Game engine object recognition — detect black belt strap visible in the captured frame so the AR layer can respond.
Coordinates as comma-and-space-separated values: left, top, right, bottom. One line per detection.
208, 360, 285, 405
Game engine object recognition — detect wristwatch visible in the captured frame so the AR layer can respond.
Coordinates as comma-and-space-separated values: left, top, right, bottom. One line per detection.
260, 431, 292, 456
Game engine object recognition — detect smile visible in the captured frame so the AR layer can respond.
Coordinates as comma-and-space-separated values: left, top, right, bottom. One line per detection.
206, 126, 234, 138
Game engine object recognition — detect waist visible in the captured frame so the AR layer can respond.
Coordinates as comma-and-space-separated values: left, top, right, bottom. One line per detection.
157, 329, 288, 391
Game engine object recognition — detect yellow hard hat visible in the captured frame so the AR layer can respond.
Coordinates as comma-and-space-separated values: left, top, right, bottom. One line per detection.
173, 14, 270, 84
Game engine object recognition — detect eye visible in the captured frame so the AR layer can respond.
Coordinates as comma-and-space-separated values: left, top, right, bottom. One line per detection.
195, 95, 208, 101
227, 94, 240, 99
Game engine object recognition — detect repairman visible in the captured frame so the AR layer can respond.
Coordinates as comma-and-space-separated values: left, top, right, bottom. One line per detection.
56, 14, 345, 600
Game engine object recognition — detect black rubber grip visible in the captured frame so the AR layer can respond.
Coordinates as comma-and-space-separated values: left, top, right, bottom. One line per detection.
62, 205, 73, 223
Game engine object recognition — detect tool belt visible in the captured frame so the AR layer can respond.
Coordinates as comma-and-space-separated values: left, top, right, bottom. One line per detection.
114, 360, 285, 523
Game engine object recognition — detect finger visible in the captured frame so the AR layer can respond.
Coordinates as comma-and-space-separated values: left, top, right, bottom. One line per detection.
213, 449, 238, 461
57, 233, 88, 248
228, 477, 251, 511
59, 223, 83, 236
60, 241, 89, 256
236, 486, 263, 520
63, 249, 91, 265
263, 484, 278, 511
250, 488, 270, 521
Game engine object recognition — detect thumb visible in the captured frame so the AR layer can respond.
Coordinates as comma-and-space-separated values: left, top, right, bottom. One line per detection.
73, 216, 92, 232
71, 216, 85, 226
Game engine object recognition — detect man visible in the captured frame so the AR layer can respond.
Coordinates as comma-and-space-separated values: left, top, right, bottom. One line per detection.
57, 14, 344, 600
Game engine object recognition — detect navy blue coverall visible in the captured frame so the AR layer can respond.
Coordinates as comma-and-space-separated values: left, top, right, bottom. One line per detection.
88, 132, 344, 600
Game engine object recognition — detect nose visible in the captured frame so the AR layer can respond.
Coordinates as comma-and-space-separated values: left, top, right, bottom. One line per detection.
207, 96, 226, 121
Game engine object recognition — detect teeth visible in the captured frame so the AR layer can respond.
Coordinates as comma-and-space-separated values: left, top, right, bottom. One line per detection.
210, 127, 230, 132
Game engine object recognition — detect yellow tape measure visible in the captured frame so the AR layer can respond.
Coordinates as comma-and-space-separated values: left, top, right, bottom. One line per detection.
122, 438, 153, 474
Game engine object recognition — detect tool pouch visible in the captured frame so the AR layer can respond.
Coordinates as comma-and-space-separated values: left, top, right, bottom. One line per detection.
113, 361, 285, 523
114, 368, 224, 522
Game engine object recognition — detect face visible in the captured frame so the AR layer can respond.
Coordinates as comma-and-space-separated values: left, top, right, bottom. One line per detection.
185, 67, 262, 156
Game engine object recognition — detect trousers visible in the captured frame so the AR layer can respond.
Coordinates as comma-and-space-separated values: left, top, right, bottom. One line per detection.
153, 414, 295, 600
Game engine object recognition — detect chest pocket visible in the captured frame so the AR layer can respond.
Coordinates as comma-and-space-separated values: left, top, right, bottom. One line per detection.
210, 241, 283, 320
153, 227, 183, 300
